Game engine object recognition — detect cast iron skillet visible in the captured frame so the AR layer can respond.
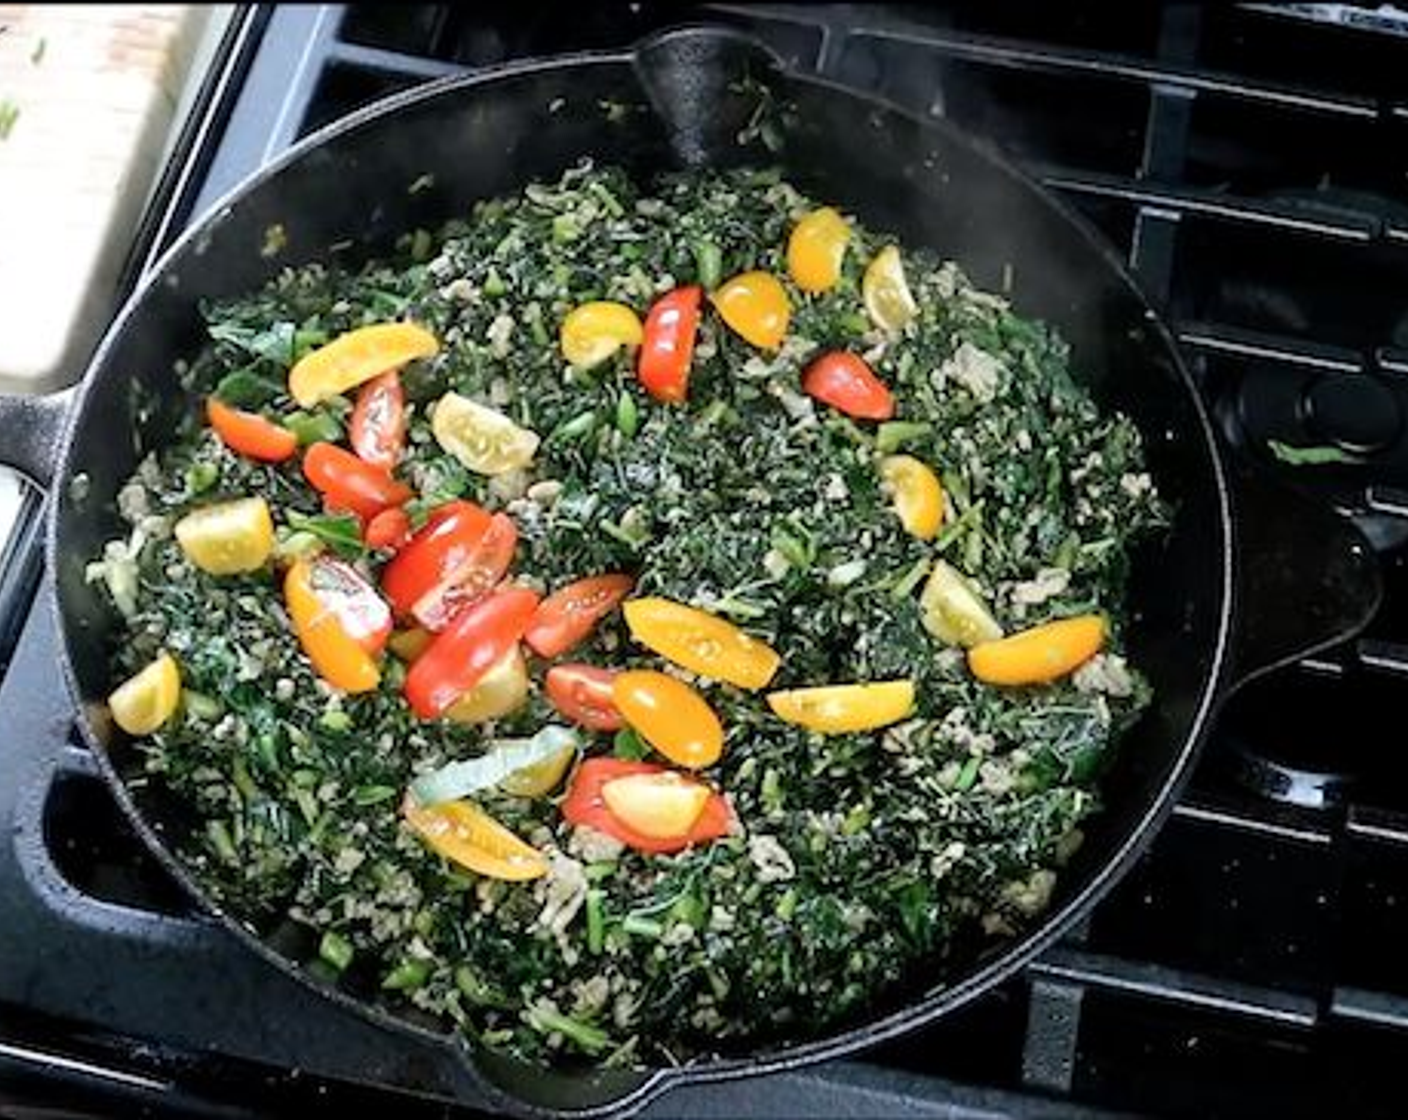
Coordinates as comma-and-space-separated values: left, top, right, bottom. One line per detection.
0, 26, 1384, 1118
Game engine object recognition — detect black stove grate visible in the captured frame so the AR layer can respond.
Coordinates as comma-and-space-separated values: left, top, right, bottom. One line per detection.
9, 4, 1408, 1116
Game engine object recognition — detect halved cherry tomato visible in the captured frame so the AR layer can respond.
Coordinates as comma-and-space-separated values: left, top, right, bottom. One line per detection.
787, 207, 850, 293
302, 442, 411, 521
766, 679, 915, 734
403, 586, 539, 719
802, 351, 895, 420
622, 597, 780, 690
637, 286, 701, 403
289, 322, 438, 408
560, 758, 731, 855
612, 670, 724, 769
402, 795, 548, 881
560, 302, 644, 370
381, 501, 517, 630
350, 371, 405, 470
545, 664, 622, 731
364, 507, 411, 552
969, 615, 1106, 686
711, 270, 790, 350
285, 555, 391, 693
524, 574, 634, 659
206, 398, 297, 463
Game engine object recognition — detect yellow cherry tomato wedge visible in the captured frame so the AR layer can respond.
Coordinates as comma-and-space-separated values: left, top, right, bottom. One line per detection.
402, 795, 548, 881
500, 740, 579, 799
622, 597, 780, 690
612, 670, 724, 769
601, 772, 710, 840
880, 455, 944, 541
920, 560, 1004, 648
108, 652, 181, 735
174, 496, 274, 575
968, 614, 1106, 686
863, 245, 918, 333
431, 391, 540, 476
445, 646, 530, 725
787, 207, 850, 293
711, 270, 791, 350
288, 322, 438, 408
766, 680, 914, 735
284, 557, 388, 693
560, 301, 644, 369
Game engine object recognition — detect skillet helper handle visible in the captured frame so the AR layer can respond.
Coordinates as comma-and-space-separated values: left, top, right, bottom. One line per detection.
0, 389, 73, 489
1227, 462, 1382, 694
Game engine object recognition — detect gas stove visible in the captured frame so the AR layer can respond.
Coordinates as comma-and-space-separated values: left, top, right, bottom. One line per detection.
7, 5, 1408, 1117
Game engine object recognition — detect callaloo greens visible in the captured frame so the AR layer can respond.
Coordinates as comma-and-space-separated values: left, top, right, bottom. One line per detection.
96, 162, 1166, 1067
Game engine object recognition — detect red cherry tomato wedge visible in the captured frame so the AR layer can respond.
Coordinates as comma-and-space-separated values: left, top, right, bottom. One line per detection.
545, 664, 622, 731
206, 398, 297, 463
559, 758, 731, 854
349, 371, 405, 470
524, 574, 633, 659
381, 501, 517, 630
403, 586, 539, 719
302, 442, 411, 521
364, 506, 412, 552
637, 286, 701, 403
801, 351, 896, 420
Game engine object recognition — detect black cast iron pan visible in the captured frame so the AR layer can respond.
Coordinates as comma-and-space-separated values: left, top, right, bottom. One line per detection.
0, 26, 1383, 1118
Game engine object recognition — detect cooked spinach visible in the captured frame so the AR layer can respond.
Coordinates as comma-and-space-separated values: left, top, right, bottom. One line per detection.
102, 163, 1166, 1067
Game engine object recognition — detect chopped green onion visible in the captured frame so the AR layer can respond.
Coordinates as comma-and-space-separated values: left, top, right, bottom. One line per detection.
775, 888, 798, 922
586, 888, 605, 954
184, 461, 218, 495
410, 726, 580, 806
551, 410, 598, 443
954, 755, 981, 792
319, 929, 354, 972
382, 958, 431, 991
525, 1004, 610, 1055
876, 421, 932, 454
319, 709, 352, 733
409, 229, 434, 262
616, 392, 640, 438
282, 410, 342, 446
694, 240, 723, 290
353, 784, 399, 807
484, 269, 506, 297
207, 819, 238, 864
889, 557, 931, 601
621, 914, 663, 939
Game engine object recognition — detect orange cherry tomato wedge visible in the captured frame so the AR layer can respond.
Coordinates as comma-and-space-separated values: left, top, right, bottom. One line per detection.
545, 664, 622, 731
403, 586, 539, 719
612, 669, 724, 769
524, 574, 634, 659
288, 322, 438, 408
711, 270, 790, 350
284, 555, 391, 693
402, 795, 548, 881
787, 207, 850, 293
302, 442, 411, 521
968, 615, 1106, 686
802, 351, 895, 420
206, 398, 297, 463
364, 506, 412, 552
349, 371, 405, 470
622, 597, 780, 690
381, 501, 517, 630
637, 286, 701, 403
560, 758, 731, 855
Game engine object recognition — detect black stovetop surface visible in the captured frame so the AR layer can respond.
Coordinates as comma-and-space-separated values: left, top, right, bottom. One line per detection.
9, 4, 1408, 1117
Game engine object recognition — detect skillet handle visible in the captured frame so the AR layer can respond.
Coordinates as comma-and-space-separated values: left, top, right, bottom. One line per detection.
1226, 462, 1381, 694
0, 389, 73, 489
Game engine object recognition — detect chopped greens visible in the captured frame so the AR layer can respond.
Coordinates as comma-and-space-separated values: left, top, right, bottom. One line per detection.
99, 163, 1166, 1069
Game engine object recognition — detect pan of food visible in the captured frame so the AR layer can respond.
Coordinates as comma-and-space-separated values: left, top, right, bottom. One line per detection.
0, 25, 1383, 1117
